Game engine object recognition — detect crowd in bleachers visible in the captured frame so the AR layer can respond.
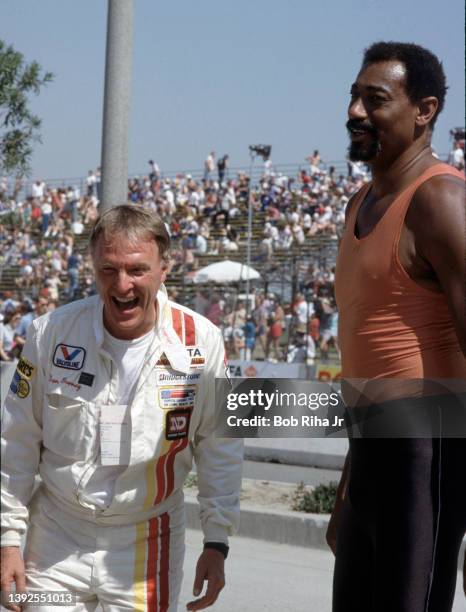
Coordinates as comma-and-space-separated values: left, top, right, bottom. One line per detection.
1, 140, 462, 363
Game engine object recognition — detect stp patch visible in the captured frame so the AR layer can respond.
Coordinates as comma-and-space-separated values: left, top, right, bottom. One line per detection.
53, 344, 86, 370
10, 371, 30, 399
165, 409, 192, 440
16, 356, 36, 380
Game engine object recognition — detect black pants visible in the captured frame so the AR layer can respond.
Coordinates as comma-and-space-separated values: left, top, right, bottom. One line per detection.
333, 438, 466, 612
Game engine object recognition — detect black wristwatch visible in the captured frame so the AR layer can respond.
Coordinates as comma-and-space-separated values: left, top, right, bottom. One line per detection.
204, 542, 229, 559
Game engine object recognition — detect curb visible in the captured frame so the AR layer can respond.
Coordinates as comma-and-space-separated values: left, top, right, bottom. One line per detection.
184, 490, 329, 550
184, 492, 466, 570
243, 439, 348, 470
244, 446, 345, 470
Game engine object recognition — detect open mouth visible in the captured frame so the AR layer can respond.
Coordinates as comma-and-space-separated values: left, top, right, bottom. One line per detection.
346, 120, 377, 141
112, 296, 139, 311
348, 127, 373, 140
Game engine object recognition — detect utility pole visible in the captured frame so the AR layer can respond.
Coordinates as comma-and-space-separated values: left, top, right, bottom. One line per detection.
245, 152, 255, 317
100, 0, 134, 212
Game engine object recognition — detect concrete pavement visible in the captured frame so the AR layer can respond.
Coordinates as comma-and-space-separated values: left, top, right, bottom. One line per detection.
179, 529, 466, 612
1, 529, 464, 612
179, 528, 334, 612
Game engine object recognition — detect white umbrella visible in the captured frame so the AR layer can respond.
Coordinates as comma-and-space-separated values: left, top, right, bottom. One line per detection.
192, 260, 261, 284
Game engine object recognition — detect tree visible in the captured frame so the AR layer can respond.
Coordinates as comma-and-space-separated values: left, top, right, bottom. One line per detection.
0, 40, 53, 177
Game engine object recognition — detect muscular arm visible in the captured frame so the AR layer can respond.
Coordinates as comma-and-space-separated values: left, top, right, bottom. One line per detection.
409, 175, 466, 355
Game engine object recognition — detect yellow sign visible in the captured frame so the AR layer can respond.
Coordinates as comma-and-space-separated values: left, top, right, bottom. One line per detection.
316, 363, 341, 381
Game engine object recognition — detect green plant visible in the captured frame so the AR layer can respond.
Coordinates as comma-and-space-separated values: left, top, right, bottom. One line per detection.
291, 481, 338, 514
0, 40, 53, 176
184, 472, 198, 489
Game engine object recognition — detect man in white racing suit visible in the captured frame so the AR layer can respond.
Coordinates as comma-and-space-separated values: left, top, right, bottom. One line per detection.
1, 204, 243, 611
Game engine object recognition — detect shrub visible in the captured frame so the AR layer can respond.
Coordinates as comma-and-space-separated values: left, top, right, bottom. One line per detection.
184, 472, 198, 489
291, 481, 338, 514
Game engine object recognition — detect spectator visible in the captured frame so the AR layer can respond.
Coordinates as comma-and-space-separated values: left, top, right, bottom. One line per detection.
86, 170, 97, 197
319, 299, 340, 358
148, 159, 161, 182
0, 311, 22, 360
287, 331, 316, 364
217, 154, 229, 184
41, 197, 53, 236
206, 295, 223, 327
293, 293, 314, 333
66, 249, 82, 300
241, 316, 257, 361
448, 141, 464, 170
204, 151, 215, 181
266, 300, 284, 361
15, 297, 48, 349
45, 269, 63, 302
306, 150, 322, 175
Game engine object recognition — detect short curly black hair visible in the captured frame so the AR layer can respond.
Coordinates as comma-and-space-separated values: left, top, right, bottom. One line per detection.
362, 41, 447, 128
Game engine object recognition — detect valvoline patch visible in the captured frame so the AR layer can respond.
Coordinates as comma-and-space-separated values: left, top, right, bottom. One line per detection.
53, 344, 86, 370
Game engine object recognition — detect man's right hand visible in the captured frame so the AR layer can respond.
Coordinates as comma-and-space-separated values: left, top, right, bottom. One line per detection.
1, 546, 26, 612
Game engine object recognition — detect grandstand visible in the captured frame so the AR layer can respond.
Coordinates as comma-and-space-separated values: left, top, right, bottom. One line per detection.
0, 150, 455, 365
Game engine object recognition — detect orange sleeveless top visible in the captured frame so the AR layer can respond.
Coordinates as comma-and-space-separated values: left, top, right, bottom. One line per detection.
335, 163, 466, 379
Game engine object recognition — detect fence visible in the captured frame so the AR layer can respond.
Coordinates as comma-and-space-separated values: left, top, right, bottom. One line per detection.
6, 159, 353, 200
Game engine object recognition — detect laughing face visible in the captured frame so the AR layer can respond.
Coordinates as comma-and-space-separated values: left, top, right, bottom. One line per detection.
93, 233, 167, 340
346, 60, 419, 163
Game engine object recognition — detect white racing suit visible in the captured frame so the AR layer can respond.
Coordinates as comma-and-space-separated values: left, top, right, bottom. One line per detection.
1, 287, 243, 611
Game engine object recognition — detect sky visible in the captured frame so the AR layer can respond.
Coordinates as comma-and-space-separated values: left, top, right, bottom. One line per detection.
2, 0, 465, 180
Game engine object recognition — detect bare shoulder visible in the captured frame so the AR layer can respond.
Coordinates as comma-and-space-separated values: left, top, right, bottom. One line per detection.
344, 189, 365, 223
407, 174, 465, 237
410, 173, 465, 216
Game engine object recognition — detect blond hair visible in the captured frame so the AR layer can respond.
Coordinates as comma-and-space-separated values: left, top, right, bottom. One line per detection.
89, 204, 170, 264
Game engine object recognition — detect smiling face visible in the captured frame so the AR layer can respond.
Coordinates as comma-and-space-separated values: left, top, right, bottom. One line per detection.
93, 233, 167, 340
346, 60, 420, 164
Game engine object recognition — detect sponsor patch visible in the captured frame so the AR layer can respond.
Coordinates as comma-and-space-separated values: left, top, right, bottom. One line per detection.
166, 409, 192, 440
159, 386, 196, 410
10, 371, 30, 398
155, 354, 171, 367
156, 370, 201, 386
190, 357, 205, 367
186, 346, 205, 368
16, 356, 35, 380
16, 378, 30, 398
155, 347, 205, 369
53, 344, 86, 371
78, 372, 95, 387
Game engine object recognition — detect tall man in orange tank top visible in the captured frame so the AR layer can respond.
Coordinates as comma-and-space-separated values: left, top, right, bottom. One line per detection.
328, 42, 465, 612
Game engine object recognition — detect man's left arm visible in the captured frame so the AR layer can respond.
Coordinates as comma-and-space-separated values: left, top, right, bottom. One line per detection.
413, 175, 466, 355
188, 325, 243, 611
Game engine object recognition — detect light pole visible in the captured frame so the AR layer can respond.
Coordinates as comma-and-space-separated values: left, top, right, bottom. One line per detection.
245, 145, 271, 317
245, 150, 255, 317
100, 0, 134, 212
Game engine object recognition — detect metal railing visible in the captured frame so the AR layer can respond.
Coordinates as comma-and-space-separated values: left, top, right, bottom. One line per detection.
3, 159, 356, 200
